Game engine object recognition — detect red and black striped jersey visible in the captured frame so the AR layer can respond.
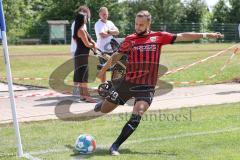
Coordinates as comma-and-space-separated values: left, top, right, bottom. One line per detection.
118, 31, 176, 86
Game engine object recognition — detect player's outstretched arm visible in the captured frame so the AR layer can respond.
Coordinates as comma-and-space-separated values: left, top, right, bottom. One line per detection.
175, 32, 224, 42
97, 52, 123, 80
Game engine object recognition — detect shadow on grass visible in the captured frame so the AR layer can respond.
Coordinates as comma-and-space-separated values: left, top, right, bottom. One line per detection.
54, 100, 106, 121
34, 96, 88, 107
216, 91, 240, 95
65, 144, 177, 159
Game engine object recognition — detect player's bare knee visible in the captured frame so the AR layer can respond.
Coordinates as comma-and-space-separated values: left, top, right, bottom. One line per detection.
133, 101, 149, 116
136, 110, 144, 116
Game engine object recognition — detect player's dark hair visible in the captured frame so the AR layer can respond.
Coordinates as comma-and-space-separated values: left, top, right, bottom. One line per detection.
136, 10, 152, 22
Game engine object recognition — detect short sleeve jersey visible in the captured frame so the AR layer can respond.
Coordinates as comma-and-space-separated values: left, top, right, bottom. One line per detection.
118, 31, 176, 86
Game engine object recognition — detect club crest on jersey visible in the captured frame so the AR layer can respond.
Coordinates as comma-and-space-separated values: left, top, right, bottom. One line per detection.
150, 36, 157, 42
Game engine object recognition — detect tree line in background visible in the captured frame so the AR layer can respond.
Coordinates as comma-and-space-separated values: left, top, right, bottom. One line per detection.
3, 0, 240, 43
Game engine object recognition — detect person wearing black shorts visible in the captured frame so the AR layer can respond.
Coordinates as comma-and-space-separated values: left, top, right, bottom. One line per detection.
73, 11, 97, 103
105, 77, 155, 107
95, 10, 223, 156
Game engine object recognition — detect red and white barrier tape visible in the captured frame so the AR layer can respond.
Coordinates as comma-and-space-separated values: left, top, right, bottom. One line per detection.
0, 77, 49, 81
1, 44, 239, 82
168, 47, 239, 85
0, 88, 99, 99
0, 44, 239, 100
0, 92, 60, 99
163, 44, 240, 76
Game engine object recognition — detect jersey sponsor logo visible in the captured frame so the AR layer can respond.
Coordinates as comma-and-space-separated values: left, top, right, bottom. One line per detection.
133, 44, 157, 52
150, 36, 157, 42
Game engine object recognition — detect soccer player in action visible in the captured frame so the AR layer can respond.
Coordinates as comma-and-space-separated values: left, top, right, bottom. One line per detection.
94, 10, 223, 155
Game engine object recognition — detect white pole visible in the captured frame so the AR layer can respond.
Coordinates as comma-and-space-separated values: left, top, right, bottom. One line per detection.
0, 0, 24, 157
238, 24, 240, 39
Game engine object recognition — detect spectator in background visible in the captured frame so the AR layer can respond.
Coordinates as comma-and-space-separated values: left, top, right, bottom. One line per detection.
73, 10, 97, 103
70, 21, 77, 57
94, 7, 119, 83
71, 6, 90, 56
71, 6, 91, 97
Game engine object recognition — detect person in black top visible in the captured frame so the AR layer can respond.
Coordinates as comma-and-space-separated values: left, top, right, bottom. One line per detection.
71, 6, 91, 97
73, 12, 97, 103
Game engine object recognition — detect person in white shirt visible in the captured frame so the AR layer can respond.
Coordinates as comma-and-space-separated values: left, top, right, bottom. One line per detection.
70, 21, 77, 56
94, 7, 119, 83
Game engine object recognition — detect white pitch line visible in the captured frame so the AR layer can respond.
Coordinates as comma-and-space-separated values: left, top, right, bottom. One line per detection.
29, 148, 69, 156
28, 127, 240, 156
29, 144, 109, 156
23, 153, 41, 160
124, 127, 240, 145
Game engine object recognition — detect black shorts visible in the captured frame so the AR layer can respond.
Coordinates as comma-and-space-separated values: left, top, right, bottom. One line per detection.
106, 78, 155, 106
